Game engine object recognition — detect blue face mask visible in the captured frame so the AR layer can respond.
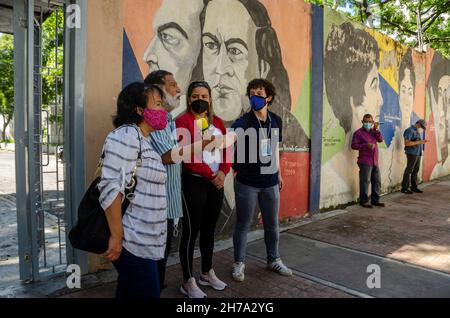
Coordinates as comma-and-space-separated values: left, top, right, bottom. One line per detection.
363, 122, 373, 130
250, 95, 267, 111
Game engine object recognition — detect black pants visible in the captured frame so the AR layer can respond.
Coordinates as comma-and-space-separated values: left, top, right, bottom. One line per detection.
112, 248, 160, 299
179, 173, 224, 281
358, 164, 381, 204
402, 154, 421, 190
157, 218, 174, 291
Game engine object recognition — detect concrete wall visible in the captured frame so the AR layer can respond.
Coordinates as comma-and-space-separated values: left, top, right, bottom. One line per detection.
320, 7, 450, 209
84, 0, 124, 271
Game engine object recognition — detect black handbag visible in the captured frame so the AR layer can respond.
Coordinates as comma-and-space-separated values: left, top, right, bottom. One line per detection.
68, 126, 142, 254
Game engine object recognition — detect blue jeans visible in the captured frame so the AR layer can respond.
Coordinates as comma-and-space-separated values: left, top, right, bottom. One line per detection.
233, 179, 280, 263
358, 164, 381, 204
112, 248, 160, 299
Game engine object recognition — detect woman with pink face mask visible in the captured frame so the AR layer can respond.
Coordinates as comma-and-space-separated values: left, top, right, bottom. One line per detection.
98, 82, 168, 298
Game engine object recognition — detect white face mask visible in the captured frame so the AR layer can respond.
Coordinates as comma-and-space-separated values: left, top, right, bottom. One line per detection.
418, 128, 424, 134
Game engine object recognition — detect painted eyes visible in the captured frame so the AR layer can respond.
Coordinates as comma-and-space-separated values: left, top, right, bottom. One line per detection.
159, 29, 183, 49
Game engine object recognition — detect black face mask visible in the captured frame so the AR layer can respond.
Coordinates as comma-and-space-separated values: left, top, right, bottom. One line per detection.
191, 99, 209, 114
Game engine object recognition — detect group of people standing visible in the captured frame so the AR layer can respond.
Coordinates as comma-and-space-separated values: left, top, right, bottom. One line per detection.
351, 114, 428, 208
98, 70, 292, 299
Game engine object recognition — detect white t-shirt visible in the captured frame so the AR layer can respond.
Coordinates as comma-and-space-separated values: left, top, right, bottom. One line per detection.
203, 124, 222, 173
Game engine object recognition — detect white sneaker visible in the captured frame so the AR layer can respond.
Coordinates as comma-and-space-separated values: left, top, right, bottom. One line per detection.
231, 262, 245, 282
180, 277, 207, 298
198, 269, 228, 291
267, 259, 293, 276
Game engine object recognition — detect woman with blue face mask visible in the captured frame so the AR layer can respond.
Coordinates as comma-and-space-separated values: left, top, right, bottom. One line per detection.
350, 114, 385, 208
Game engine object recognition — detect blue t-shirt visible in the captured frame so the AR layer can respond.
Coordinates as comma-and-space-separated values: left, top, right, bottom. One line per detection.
403, 125, 423, 156
231, 111, 282, 188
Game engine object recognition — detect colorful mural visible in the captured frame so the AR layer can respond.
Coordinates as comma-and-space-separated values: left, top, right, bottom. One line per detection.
320, 8, 428, 209
122, 0, 313, 235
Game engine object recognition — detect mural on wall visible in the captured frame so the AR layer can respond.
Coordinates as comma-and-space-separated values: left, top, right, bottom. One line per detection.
424, 52, 450, 180
320, 8, 428, 209
122, 0, 313, 235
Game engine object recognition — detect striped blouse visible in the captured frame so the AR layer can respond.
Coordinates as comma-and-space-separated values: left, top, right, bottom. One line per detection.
98, 125, 167, 260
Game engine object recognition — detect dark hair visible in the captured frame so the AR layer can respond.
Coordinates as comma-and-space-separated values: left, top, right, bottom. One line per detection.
186, 81, 214, 123
144, 70, 173, 86
324, 22, 380, 133
113, 82, 164, 128
363, 114, 373, 121
246, 78, 276, 105
398, 49, 416, 94
428, 53, 450, 105
193, 0, 291, 116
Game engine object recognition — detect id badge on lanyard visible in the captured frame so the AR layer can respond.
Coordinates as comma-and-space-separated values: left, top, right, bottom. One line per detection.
258, 114, 272, 157
261, 138, 272, 157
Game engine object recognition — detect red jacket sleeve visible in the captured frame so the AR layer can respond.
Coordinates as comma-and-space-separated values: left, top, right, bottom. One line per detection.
175, 113, 215, 180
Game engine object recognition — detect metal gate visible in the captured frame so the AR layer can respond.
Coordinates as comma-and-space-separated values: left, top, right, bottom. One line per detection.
13, 0, 87, 282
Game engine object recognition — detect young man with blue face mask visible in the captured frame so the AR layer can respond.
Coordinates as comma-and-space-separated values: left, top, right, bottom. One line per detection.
230, 79, 292, 282
401, 119, 428, 194
351, 114, 385, 208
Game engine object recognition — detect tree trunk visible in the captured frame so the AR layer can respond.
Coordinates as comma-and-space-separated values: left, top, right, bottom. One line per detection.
2, 116, 11, 141
417, 0, 424, 52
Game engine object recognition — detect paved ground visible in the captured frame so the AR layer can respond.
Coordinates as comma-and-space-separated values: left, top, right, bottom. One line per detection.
2, 148, 450, 298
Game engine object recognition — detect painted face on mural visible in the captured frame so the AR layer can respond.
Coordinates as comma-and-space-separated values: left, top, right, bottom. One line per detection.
143, 0, 203, 92
202, 0, 260, 122
436, 75, 450, 147
352, 64, 384, 129
399, 68, 414, 125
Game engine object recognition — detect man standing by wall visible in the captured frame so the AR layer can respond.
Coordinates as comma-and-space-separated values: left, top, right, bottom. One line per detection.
351, 114, 385, 208
401, 119, 428, 194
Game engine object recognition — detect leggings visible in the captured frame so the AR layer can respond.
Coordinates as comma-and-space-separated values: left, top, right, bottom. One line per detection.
179, 173, 224, 281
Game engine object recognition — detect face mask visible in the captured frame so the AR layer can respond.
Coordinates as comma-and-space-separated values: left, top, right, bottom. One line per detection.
191, 99, 209, 114
363, 122, 373, 130
143, 108, 168, 131
163, 89, 181, 112
418, 128, 424, 134
250, 95, 267, 111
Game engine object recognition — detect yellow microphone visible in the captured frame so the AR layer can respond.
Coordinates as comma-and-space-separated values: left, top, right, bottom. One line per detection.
196, 118, 209, 134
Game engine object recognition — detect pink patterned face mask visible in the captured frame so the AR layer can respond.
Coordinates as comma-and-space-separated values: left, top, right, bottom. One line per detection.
142, 108, 167, 131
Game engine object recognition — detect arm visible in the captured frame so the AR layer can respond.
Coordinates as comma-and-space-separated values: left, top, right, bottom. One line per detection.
405, 139, 426, 147
373, 129, 384, 143
351, 131, 364, 150
104, 193, 123, 261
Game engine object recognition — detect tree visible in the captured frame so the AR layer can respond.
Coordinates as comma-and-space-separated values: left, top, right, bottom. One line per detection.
305, 0, 450, 58
0, 33, 14, 142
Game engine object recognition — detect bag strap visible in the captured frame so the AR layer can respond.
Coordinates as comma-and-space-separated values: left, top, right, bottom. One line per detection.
96, 125, 143, 197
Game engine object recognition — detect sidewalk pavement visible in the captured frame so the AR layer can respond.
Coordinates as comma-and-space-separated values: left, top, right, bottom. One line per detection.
56, 176, 450, 298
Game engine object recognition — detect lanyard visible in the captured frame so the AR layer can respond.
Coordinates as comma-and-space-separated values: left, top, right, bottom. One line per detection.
257, 113, 272, 140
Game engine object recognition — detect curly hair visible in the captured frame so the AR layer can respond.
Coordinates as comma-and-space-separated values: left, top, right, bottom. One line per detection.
246, 78, 276, 105
324, 22, 380, 133
113, 82, 164, 128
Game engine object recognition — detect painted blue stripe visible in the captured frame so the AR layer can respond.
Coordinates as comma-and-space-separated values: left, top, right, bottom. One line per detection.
122, 30, 143, 88
309, 4, 324, 213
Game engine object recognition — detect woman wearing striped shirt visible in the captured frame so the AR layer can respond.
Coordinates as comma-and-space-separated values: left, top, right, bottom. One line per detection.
98, 82, 168, 299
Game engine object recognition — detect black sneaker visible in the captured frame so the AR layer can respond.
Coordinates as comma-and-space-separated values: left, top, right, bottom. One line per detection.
360, 203, 373, 208
401, 189, 413, 194
411, 188, 423, 193
371, 202, 385, 207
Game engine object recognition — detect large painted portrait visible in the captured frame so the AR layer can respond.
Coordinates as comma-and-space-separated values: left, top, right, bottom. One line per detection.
122, 0, 312, 236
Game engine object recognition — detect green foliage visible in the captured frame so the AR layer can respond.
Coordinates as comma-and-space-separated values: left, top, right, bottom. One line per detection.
305, 0, 450, 58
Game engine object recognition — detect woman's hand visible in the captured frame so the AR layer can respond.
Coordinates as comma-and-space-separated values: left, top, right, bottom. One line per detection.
211, 171, 226, 189
104, 235, 123, 262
